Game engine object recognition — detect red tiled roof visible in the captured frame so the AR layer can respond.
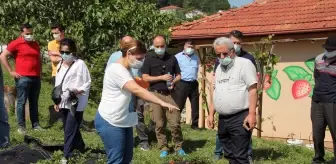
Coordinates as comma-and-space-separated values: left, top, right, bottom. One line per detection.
171, 0, 336, 40
160, 5, 181, 10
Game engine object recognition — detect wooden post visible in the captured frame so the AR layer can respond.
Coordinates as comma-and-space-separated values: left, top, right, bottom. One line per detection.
257, 92, 263, 138
200, 47, 206, 128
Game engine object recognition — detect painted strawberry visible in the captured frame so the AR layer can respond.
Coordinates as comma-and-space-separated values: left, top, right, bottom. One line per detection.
292, 80, 312, 99
257, 73, 272, 90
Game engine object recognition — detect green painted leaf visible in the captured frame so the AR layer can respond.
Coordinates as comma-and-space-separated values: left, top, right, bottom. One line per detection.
304, 74, 312, 81
271, 70, 278, 78
283, 66, 310, 81
305, 58, 315, 72
266, 77, 281, 100
309, 81, 315, 97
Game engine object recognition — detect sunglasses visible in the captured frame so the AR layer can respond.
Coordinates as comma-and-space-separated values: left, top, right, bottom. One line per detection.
60, 51, 72, 54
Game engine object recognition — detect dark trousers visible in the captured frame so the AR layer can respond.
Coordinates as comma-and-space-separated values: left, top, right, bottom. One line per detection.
15, 77, 41, 128
215, 133, 253, 159
218, 110, 251, 164
61, 109, 85, 159
311, 101, 336, 164
134, 97, 154, 146
174, 80, 199, 128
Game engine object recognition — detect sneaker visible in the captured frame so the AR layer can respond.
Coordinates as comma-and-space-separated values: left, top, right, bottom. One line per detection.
33, 126, 45, 131
248, 156, 253, 164
177, 149, 187, 156
140, 143, 150, 151
160, 150, 169, 158
214, 155, 222, 160
17, 127, 26, 135
61, 157, 67, 164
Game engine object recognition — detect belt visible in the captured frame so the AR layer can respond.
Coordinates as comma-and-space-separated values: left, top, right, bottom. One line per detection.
181, 80, 198, 83
150, 89, 171, 95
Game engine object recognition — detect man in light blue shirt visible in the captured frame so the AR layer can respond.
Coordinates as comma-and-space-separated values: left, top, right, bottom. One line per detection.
174, 40, 200, 130
106, 36, 150, 151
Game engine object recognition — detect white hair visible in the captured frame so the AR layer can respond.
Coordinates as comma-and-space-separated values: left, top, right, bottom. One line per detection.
213, 37, 234, 49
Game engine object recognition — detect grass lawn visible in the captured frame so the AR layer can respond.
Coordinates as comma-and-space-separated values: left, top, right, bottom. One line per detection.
2, 63, 333, 164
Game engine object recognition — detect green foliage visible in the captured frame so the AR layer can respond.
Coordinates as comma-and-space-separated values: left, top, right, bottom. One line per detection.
0, 0, 181, 104
158, 0, 230, 14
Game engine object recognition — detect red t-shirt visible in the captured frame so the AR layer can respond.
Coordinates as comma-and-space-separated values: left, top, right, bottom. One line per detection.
6, 37, 41, 76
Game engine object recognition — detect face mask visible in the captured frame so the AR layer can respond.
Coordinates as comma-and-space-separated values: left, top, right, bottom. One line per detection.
219, 56, 233, 66
23, 35, 33, 42
184, 48, 194, 56
53, 33, 61, 40
62, 53, 75, 62
325, 50, 336, 58
155, 48, 165, 56
129, 58, 144, 69
234, 44, 241, 55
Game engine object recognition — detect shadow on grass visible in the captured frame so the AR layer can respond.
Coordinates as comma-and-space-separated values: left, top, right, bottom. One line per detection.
183, 139, 207, 153
253, 148, 285, 161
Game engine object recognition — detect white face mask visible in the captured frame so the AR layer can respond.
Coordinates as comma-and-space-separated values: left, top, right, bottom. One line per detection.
325, 50, 336, 58
23, 34, 34, 42
184, 47, 194, 55
53, 33, 61, 40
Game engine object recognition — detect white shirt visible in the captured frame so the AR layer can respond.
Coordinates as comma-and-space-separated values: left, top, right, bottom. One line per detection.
98, 63, 138, 127
55, 59, 91, 111
214, 57, 257, 115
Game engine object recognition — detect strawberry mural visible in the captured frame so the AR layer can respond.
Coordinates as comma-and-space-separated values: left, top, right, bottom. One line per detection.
283, 58, 315, 99
258, 70, 281, 100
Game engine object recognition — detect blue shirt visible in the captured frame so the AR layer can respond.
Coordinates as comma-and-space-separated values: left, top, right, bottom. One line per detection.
175, 52, 199, 81
106, 51, 141, 77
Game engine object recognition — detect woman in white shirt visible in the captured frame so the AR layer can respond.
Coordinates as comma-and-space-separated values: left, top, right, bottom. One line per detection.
54, 38, 91, 163
95, 40, 179, 164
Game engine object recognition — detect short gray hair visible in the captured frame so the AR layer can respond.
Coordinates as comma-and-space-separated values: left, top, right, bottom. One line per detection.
213, 37, 234, 49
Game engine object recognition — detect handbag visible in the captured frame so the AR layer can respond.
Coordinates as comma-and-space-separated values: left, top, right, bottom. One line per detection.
51, 61, 75, 105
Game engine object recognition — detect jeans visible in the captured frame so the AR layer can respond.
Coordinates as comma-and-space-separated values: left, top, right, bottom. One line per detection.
215, 133, 253, 159
15, 76, 41, 128
95, 112, 133, 164
0, 67, 9, 147
311, 101, 336, 164
61, 109, 85, 159
218, 110, 252, 164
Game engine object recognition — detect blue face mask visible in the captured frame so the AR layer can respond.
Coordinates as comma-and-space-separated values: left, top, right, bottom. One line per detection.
325, 50, 336, 58
62, 53, 75, 62
234, 44, 241, 55
155, 48, 165, 56
219, 56, 233, 66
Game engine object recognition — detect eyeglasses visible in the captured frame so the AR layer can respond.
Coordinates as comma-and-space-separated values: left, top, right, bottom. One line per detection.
216, 52, 230, 58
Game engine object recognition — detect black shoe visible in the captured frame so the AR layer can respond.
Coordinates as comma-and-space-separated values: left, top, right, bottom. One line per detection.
191, 126, 203, 130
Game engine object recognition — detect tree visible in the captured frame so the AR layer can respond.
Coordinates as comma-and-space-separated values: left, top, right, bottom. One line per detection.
251, 35, 280, 137
0, 0, 181, 104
